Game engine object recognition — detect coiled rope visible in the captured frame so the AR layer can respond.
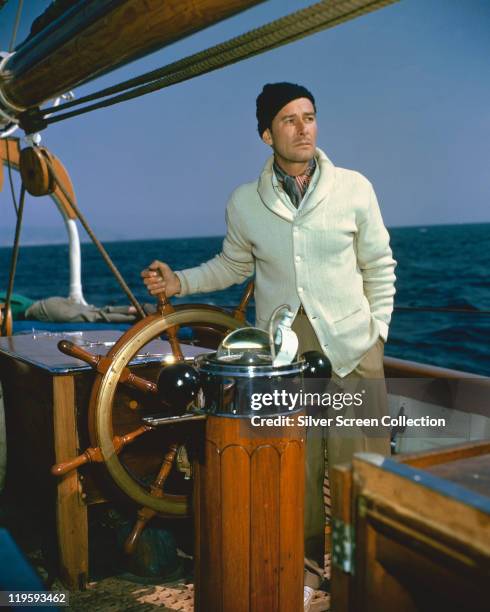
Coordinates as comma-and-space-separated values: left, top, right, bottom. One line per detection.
37, 0, 399, 126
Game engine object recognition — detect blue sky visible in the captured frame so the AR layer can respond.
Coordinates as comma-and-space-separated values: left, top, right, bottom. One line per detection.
1, 0, 489, 243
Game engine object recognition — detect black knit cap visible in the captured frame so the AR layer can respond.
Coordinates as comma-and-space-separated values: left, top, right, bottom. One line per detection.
256, 82, 316, 137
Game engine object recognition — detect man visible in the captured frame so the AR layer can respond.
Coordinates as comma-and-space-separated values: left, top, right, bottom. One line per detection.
142, 82, 396, 610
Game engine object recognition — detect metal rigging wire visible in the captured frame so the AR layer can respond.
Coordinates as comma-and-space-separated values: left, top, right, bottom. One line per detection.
8, 0, 24, 52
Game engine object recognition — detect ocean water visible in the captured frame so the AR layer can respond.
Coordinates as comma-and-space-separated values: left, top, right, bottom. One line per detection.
1, 223, 489, 375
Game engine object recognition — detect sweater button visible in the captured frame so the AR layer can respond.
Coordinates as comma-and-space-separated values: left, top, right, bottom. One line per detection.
298, 287, 303, 292
295, 255, 301, 262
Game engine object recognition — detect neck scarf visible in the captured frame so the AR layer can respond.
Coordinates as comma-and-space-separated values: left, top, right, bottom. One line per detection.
273, 158, 316, 208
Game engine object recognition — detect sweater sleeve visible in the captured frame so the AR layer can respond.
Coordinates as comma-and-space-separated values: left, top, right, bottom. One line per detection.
175, 196, 255, 296
356, 183, 397, 341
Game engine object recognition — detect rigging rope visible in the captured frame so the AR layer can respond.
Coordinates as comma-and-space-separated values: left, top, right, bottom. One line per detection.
38, 0, 399, 126
5, 139, 19, 215
1, 182, 26, 335
43, 156, 147, 320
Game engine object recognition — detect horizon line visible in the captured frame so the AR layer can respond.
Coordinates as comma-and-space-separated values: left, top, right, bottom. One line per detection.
1, 220, 489, 249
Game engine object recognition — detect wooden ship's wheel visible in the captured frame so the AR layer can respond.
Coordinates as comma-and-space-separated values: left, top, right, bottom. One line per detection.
49, 288, 305, 609
51, 289, 252, 552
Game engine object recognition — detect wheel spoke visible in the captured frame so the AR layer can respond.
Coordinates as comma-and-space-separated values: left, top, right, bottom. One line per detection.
51, 425, 153, 476
124, 442, 179, 554
157, 293, 184, 361
58, 340, 158, 394
233, 279, 254, 322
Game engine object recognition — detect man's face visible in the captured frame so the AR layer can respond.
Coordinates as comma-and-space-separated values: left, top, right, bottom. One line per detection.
262, 97, 317, 167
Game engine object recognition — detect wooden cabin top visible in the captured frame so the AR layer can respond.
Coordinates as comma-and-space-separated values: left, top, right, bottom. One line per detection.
0, 330, 208, 373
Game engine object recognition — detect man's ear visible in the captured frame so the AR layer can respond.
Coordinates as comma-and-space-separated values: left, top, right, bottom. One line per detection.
262, 128, 273, 146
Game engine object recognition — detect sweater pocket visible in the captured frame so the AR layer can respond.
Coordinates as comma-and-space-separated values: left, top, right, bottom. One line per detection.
333, 307, 377, 363
333, 307, 363, 326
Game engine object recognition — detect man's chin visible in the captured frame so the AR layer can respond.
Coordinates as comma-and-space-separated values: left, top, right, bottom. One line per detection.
292, 151, 315, 162
293, 144, 315, 156
274, 147, 316, 166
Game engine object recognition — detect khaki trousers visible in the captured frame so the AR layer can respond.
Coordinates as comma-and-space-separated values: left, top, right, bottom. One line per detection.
291, 312, 390, 589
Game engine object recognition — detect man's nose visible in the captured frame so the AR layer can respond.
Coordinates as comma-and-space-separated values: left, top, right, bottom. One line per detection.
296, 119, 306, 134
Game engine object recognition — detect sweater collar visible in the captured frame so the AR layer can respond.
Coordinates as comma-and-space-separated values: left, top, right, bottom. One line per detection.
258, 147, 336, 222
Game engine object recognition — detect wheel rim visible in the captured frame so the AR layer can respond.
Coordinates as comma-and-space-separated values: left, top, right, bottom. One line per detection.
94, 308, 245, 514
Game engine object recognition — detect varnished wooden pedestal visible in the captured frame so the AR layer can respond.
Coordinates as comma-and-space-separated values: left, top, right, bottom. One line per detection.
194, 414, 305, 612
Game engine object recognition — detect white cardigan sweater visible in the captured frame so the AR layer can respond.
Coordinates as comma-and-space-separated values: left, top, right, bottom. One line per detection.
176, 148, 396, 377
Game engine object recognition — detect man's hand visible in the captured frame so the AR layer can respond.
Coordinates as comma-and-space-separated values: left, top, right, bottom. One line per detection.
141, 260, 181, 298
